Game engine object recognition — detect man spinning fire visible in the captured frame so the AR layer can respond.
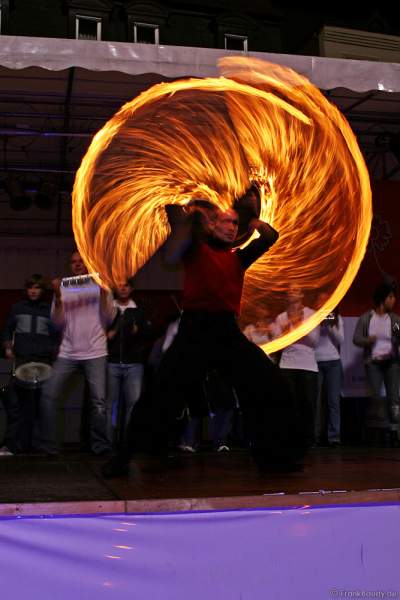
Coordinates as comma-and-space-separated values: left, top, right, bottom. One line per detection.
104, 188, 306, 477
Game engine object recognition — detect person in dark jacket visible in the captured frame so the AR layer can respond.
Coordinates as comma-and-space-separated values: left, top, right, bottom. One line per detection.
0, 274, 57, 455
107, 282, 152, 447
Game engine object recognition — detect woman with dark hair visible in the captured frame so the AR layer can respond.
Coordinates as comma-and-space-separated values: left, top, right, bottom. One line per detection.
353, 282, 400, 444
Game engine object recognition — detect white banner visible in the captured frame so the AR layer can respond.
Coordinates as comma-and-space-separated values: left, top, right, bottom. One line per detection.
1, 35, 400, 92
0, 506, 399, 599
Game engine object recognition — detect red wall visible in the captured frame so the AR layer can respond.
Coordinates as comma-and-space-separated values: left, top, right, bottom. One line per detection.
340, 181, 400, 316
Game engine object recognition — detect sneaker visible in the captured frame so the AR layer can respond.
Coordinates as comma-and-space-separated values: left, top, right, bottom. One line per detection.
0, 446, 14, 456
178, 444, 196, 453
216, 444, 230, 453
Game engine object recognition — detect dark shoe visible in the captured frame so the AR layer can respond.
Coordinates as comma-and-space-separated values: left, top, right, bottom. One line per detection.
101, 457, 129, 479
328, 441, 341, 448
93, 448, 113, 458
32, 447, 59, 457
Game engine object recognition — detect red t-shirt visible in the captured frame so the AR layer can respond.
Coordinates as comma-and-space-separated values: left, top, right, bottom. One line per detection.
182, 242, 244, 315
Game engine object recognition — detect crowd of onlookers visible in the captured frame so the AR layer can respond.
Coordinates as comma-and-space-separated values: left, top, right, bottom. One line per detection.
0, 250, 399, 460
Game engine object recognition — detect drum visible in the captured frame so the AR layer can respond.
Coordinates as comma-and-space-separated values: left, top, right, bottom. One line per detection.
14, 362, 52, 389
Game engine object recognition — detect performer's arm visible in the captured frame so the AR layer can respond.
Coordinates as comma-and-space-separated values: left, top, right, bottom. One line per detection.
50, 278, 65, 328
163, 205, 193, 266
237, 218, 279, 270
163, 204, 209, 265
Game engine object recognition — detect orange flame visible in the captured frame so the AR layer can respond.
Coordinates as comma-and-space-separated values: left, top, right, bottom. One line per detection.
72, 57, 372, 353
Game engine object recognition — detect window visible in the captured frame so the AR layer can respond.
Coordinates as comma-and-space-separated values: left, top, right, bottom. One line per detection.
133, 22, 159, 45
75, 15, 102, 41
224, 34, 248, 52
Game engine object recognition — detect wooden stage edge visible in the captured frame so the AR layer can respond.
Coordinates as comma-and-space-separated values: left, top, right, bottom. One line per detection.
1, 488, 400, 517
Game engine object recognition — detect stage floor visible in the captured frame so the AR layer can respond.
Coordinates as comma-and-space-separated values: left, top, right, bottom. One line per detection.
1, 446, 400, 516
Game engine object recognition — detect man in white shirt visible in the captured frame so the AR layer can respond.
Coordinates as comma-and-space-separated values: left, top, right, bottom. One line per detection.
38, 251, 116, 455
274, 285, 320, 449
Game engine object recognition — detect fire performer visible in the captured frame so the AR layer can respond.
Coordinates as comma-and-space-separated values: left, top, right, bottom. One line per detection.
103, 191, 306, 476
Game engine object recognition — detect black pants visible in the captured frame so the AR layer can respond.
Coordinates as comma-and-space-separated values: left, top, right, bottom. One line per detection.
3, 380, 41, 453
151, 311, 306, 465
280, 369, 318, 448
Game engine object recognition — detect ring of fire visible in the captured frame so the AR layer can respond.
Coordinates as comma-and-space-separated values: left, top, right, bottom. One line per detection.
72, 57, 372, 354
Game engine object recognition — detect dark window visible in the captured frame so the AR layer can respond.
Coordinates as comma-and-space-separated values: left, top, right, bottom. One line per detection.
224, 34, 248, 51
134, 22, 159, 44
76, 16, 101, 41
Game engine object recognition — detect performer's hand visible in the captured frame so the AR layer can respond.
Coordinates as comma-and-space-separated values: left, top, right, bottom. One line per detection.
107, 329, 117, 340
367, 335, 377, 345
165, 204, 187, 225
186, 204, 214, 231
132, 323, 138, 335
234, 193, 258, 218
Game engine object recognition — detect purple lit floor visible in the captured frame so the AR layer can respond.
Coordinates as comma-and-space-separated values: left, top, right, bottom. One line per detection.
1, 504, 400, 599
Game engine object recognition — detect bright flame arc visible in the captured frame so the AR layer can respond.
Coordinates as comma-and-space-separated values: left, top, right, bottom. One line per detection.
72, 57, 372, 354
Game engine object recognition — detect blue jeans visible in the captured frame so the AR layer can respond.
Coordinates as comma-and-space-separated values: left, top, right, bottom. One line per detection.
317, 360, 342, 443
107, 363, 144, 444
39, 356, 110, 454
365, 360, 400, 428
180, 410, 234, 448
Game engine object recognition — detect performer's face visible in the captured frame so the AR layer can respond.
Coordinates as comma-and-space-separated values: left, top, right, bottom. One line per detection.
26, 284, 43, 302
70, 252, 87, 276
212, 209, 239, 243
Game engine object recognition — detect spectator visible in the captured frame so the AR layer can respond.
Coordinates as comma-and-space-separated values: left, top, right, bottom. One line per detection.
38, 251, 115, 456
353, 282, 400, 444
274, 285, 320, 448
0, 274, 57, 456
107, 281, 152, 446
